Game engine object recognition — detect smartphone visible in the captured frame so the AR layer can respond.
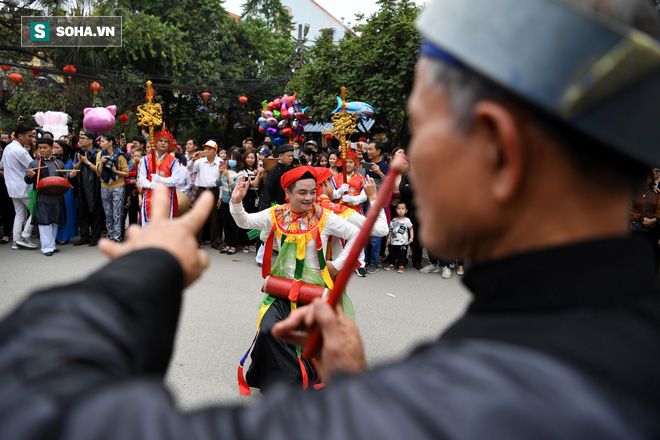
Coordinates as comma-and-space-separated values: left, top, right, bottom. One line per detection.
361, 161, 374, 171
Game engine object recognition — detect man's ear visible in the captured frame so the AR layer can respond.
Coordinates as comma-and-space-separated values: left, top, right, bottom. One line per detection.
473, 101, 524, 204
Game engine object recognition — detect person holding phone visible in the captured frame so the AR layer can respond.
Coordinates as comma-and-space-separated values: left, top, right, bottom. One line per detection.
187, 139, 222, 247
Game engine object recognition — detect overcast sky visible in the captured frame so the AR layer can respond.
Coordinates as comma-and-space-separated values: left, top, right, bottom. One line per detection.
222, 0, 427, 28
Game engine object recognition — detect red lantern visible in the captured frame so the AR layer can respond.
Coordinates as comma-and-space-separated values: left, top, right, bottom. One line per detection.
118, 113, 129, 124
0, 65, 10, 73
30, 66, 40, 77
223, 118, 229, 126
325, 134, 334, 141
202, 92, 210, 102
8, 73, 23, 85
90, 81, 101, 100
63, 65, 76, 74
239, 96, 248, 104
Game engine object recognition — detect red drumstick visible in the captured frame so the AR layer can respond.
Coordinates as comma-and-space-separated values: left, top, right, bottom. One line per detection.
303, 164, 402, 359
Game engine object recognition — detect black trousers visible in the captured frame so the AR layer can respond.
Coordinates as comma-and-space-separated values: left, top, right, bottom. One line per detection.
0, 176, 15, 238
78, 191, 104, 241
220, 200, 238, 247
246, 298, 319, 392
388, 244, 409, 267
196, 187, 221, 244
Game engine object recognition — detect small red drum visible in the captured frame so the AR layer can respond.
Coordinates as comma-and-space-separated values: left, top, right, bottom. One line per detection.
37, 176, 70, 196
176, 190, 190, 217
262, 275, 329, 304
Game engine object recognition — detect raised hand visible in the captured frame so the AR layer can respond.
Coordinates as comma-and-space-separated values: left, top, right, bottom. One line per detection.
231, 174, 251, 204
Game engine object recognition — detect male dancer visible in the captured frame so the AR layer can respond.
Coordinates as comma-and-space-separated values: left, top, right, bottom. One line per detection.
230, 166, 360, 393
138, 126, 185, 225
315, 167, 388, 270
332, 149, 367, 214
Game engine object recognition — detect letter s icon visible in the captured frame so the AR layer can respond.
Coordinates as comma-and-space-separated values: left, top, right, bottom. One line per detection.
35, 24, 46, 39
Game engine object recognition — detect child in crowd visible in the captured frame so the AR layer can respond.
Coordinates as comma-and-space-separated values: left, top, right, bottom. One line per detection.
385, 201, 414, 273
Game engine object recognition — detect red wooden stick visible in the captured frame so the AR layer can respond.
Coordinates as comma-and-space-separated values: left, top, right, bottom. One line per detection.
302, 167, 400, 359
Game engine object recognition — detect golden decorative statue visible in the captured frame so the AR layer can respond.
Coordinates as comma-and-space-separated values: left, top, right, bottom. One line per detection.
331, 87, 357, 182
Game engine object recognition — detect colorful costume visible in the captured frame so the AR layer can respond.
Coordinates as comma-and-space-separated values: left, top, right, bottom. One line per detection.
230, 167, 360, 394
137, 126, 184, 224
315, 167, 389, 262
332, 150, 367, 214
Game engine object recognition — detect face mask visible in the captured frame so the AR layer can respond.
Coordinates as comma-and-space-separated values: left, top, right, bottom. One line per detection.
228, 160, 237, 168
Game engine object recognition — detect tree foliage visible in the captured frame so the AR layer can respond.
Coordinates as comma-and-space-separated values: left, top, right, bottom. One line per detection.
286, 0, 421, 147
0, 0, 296, 144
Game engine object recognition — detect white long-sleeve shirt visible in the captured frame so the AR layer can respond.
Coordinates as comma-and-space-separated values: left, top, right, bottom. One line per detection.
187, 156, 220, 188
2, 140, 32, 199
331, 204, 388, 261
138, 153, 186, 190
230, 202, 360, 274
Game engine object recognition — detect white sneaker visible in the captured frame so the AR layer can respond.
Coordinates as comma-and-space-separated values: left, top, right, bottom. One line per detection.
441, 266, 452, 279
12, 241, 19, 250
419, 263, 440, 274
17, 237, 37, 249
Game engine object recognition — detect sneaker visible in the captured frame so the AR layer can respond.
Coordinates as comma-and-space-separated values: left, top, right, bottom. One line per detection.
366, 264, 379, 274
355, 267, 367, 277
397, 266, 405, 274
384, 264, 394, 271
419, 263, 440, 274
73, 239, 90, 246
457, 266, 464, 276
11, 241, 19, 250
449, 262, 456, 270
243, 247, 250, 253
441, 266, 452, 279
44, 252, 53, 257
16, 237, 37, 249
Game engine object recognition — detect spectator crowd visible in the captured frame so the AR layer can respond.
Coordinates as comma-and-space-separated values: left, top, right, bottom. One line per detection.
1, 123, 659, 275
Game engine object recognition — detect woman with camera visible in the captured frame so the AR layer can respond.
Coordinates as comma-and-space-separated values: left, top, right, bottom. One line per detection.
95, 134, 129, 242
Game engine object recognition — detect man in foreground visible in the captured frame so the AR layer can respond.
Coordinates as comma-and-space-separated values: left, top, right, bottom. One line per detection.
0, 0, 659, 438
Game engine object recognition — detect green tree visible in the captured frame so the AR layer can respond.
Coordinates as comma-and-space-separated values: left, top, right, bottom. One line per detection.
286, 0, 421, 146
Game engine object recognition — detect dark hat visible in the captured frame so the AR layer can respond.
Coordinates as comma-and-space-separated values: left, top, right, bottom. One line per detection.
36, 137, 53, 146
304, 140, 318, 149
418, 0, 660, 166
82, 130, 96, 140
277, 144, 294, 154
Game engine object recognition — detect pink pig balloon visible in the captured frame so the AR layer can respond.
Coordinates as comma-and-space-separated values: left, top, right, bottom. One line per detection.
83, 105, 117, 133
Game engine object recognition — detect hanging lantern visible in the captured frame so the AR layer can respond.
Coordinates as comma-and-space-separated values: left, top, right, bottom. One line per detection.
62, 65, 76, 85
8, 73, 23, 85
201, 91, 210, 108
90, 81, 101, 99
239, 96, 248, 104
30, 66, 40, 77
0, 65, 10, 73
118, 113, 129, 131
223, 118, 229, 126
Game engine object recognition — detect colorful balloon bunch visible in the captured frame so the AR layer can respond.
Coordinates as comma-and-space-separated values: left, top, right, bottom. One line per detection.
258, 94, 311, 145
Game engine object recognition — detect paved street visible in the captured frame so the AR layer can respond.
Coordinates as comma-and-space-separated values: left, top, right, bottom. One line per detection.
0, 239, 472, 410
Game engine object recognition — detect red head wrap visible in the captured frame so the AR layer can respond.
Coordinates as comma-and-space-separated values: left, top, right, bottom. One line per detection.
336, 148, 360, 167
314, 167, 333, 196
280, 165, 317, 191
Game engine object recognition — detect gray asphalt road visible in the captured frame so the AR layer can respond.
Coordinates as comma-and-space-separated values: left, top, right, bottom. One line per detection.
0, 239, 472, 410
